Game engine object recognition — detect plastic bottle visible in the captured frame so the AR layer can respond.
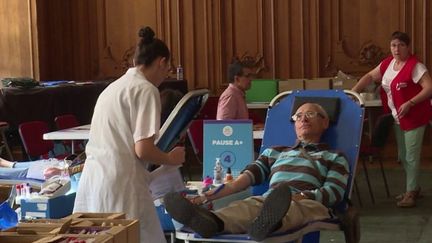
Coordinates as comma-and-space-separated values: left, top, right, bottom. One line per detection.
176, 65, 184, 80
213, 158, 223, 184
224, 167, 233, 183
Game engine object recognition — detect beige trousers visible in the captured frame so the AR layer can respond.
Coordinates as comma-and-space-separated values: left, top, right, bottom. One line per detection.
214, 196, 330, 234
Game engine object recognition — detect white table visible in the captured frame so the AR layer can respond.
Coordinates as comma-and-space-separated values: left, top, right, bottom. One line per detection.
43, 124, 90, 153
253, 130, 264, 139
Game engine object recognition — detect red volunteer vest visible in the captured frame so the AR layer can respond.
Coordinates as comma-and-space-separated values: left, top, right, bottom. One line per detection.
379, 55, 432, 131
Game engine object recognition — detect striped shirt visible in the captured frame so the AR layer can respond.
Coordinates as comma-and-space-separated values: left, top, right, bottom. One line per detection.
243, 141, 349, 207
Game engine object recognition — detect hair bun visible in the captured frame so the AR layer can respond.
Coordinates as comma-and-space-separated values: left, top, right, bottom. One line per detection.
138, 26, 155, 45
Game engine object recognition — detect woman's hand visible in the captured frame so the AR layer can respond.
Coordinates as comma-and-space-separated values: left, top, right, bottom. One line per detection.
397, 101, 413, 118
43, 167, 63, 179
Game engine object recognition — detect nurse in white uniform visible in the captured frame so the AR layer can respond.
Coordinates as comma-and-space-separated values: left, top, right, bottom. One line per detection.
74, 26, 185, 243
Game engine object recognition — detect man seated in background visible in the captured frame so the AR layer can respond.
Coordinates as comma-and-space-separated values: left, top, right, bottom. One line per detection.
216, 59, 254, 120
165, 103, 350, 241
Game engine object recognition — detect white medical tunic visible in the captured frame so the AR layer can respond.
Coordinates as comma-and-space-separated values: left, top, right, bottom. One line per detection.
74, 67, 165, 242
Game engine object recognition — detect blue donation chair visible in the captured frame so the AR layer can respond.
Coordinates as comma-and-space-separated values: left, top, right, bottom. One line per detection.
152, 89, 209, 243
175, 89, 364, 243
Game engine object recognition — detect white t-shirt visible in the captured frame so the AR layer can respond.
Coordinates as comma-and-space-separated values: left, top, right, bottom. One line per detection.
380, 59, 427, 123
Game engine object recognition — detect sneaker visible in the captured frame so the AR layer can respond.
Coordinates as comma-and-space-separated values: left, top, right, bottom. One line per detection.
163, 192, 220, 238
247, 183, 292, 241
396, 191, 416, 208
395, 187, 421, 201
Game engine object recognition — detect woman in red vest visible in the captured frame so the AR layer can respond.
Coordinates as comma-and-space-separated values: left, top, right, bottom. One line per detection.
353, 31, 432, 207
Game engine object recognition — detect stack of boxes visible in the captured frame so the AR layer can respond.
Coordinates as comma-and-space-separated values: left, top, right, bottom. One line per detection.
248, 75, 358, 102
0, 213, 139, 243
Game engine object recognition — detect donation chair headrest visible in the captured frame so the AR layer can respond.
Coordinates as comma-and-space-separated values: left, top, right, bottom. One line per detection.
291, 96, 340, 123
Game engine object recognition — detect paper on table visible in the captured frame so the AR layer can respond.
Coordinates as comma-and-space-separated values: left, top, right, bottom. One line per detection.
149, 165, 185, 200
26, 159, 62, 180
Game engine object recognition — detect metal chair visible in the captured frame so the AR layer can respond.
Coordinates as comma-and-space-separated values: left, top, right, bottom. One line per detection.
359, 113, 393, 203
18, 121, 67, 160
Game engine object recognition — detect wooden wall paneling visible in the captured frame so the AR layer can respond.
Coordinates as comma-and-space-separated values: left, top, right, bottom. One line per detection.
87, 1, 101, 79
426, 0, 432, 67
104, 0, 134, 75
318, 0, 333, 77
257, 0, 265, 77
308, 0, 320, 78
95, 0, 111, 78
36, 0, 97, 80
412, 0, 425, 61
231, 0, 261, 67
0, 0, 35, 78
274, 0, 291, 79
164, 0, 172, 55
99, 0, 158, 78
288, 0, 305, 78
202, 0, 211, 91
422, 0, 427, 66
212, 0, 224, 95
29, 0, 39, 80
181, 0, 196, 91
217, 0, 234, 91
205, 0, 217, 93
72, 1, 97, 80
268, 0, 276, 78
329, 0, 405, 77
175, 0, 181, 68
261, 0, 276, 79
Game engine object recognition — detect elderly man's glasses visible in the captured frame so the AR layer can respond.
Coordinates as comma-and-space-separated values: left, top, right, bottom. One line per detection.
292, 111, 324, 121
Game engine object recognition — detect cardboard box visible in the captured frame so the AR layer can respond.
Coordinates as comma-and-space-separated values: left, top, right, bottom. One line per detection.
332, 78, 358, 90
0, 224, 60, 235
17, 218, 71, 225
34, 234, 114, 243
64, 212, 126, 220
0, 235, 50, 243
246, 79, 278, 102
72, 219, 139, 243
64, 225, 127, 243
20, 193, 76, 219
304, 78, 332, 90
278, 79, 305, 92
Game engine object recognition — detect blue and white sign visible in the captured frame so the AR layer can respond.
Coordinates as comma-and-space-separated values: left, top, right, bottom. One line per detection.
203, 120, 254, 179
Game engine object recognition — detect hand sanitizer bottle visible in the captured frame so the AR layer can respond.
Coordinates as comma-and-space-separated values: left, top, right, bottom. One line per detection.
213, 158, 223, 185
176, 64, 184, 80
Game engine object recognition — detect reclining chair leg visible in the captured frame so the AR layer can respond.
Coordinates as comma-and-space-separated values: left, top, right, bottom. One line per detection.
361, 159, 375, 204
353, 179, 363, 207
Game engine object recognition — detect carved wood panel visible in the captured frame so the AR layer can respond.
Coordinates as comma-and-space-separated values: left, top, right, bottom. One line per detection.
0, 0, 35, 78
2, 0, 432, 93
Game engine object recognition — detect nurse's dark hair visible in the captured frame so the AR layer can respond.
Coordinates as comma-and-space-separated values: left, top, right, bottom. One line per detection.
391, 31, 410, 46
134, 26, 170, 66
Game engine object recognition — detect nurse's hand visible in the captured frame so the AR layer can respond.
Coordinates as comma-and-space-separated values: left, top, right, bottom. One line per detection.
168, 146, 185, 165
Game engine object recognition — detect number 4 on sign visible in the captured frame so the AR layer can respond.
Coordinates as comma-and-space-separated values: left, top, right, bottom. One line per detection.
223, 155, 231, 163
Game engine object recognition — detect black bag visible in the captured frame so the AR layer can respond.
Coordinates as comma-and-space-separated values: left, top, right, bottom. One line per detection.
2, 77, 39, 89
